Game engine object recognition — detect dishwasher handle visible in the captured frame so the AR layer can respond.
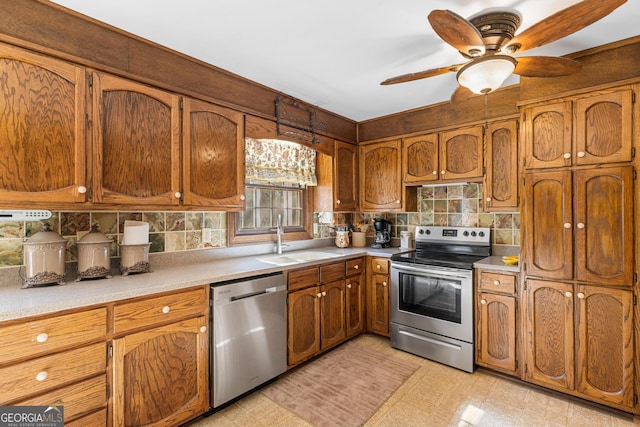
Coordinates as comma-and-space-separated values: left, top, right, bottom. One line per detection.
230, 286, 280, 302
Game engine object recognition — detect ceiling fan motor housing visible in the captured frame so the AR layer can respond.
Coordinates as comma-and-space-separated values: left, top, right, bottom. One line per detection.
469, 11, 521, 54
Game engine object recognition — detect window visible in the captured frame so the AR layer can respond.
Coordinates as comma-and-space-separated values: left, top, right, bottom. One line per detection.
236, 185, 305, 235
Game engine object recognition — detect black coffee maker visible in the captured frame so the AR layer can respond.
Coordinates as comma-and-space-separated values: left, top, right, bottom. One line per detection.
371, 218, 391, 248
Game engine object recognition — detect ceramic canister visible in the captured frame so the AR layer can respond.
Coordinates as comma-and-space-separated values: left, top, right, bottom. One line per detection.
23, 223, 67, 288
77, 225, 112, 280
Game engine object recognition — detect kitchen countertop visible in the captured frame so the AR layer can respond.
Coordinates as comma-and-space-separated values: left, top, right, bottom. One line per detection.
0, 245, 404, 322
474, 256, 521, 273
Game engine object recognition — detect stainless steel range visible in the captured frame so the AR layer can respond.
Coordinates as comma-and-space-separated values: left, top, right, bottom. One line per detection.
390, 226, 490, 373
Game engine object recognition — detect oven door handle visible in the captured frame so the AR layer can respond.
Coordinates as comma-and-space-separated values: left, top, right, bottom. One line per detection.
391, 262, 472, 280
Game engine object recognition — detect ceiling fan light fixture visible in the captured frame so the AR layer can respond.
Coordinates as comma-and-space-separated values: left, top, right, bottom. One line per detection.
456, 55, 517, 94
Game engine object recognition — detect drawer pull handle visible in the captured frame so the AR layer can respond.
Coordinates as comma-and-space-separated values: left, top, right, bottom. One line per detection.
162, 306, 171, 314
493, 280, 501, 286
200, 326, 207, 333
36, 333, 49, 343
36, 371, 48, 381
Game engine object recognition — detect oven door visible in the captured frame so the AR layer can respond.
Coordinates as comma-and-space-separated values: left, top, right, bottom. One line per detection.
390, 262, 473, 343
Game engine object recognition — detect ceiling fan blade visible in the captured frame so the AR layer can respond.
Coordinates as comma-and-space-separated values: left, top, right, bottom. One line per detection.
505, 0, 627, 53
428, 10, 485, 57
514, 56, 582, 77
380, 64, 463, 85
450, 85, 475, 103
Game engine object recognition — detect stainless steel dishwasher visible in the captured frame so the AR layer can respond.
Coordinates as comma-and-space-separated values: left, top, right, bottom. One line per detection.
210, 272, 287, 408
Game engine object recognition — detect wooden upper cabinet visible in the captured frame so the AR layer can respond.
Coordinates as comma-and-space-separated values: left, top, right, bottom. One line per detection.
439, 126, 483, 181
182, 98, 245, 209
484, 120, 519, 211
403, 133, 439, 183
333, 141, 358, 211
0, 43, 87, 204
92, 72, 181, 206
574, 89, 633, 166
523, 170, 573, 280
359, 139, 403, 210
524, 101, 572, 169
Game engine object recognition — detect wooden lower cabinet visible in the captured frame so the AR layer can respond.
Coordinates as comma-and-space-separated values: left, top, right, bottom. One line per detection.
524, 279, 635, 411
367, 257, 390, 337
320, 280, 347, 350
475, 269, 519, 376
346, 272, 365, 338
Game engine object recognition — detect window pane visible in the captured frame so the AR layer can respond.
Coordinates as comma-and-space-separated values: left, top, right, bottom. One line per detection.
236, 185, 305, 234
256, 209, 272, 228
291, 209, 301, 226
244, 188, 255, 208
257, 188, 272, 207
289, 191, 301, 208
272, 189, 285, 208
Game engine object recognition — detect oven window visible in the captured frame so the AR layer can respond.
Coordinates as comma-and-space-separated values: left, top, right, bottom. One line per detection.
397, 272, 462, 324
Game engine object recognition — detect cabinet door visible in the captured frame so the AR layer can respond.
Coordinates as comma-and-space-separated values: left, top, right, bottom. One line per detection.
345, 273, 365, 338
575, 285, 634, 409
92, 72, 181, 205
477, 292, 517, 375
320, 280, 346, 350
333, 141, 358, 210
439, 126, 483, 181
524, 101, 572, 169
182, 98, 245, 209
0, 43, 87, 204
524, 280, 574, 392
112, 316, 209, 427
367, 274, 389, 336
359, 140, 402, 210
574, 166, 633, 286
484, 120, 519, 211
523, 170, 573, 280
575, 89, 633, 165
403, 133, 439, 183
287, 286, 321, 366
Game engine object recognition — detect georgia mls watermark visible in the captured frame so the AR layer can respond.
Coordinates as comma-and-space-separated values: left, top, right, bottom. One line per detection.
0, 406, 64, 427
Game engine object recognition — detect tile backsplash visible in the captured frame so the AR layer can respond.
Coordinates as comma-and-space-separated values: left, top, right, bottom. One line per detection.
0, 211, 227, 267
314, 183, 520, 247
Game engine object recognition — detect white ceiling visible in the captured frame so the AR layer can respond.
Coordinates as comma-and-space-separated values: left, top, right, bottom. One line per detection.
50, 0, 637, 122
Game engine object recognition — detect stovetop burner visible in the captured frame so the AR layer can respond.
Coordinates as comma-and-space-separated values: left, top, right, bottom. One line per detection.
391, 226, 491, 270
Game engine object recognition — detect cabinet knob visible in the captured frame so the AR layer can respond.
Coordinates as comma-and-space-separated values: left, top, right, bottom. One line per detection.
354, 265, 359, 270
376, 265, 381, 270
336, 200, 341, 204
36, 371, 48, 381
486, 197, 491, 202
322, 291, 327, 297
200, 326, 207, 333
162, 306, 171, 314
563, 152, 571, 159
577, 292, 585, 299
396, 199, 400, 204
563, 223, 571, 229
317, 292, 322, 298
480, 299, 487, 305
36, 333, 49, 343
240, 195, 245, 201
493, 280, 501, 286
576, 223, 585, 229
565, 291, 572, 298
440, 170, 445, 175
432, 170, 438, 175
174, 192, 182, 199
77, 185, 87, 194
347, 283, 352, 289
382, 282, 387, 287
577, 151, 585, 158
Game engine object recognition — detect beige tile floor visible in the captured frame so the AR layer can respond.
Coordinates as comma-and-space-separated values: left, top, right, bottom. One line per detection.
188, 334, 640, 427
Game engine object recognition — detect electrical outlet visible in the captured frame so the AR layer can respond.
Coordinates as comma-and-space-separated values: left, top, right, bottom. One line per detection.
202, 228, 212, 243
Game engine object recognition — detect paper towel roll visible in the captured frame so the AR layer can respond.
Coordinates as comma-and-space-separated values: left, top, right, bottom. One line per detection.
123, 220, 149, 245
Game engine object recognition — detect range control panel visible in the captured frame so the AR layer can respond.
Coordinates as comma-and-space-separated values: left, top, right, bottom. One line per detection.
415, 225, 490, 244
0, 210, 52, 221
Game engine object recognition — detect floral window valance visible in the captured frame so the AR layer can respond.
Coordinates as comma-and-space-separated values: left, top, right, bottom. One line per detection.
245, 138, 317, 186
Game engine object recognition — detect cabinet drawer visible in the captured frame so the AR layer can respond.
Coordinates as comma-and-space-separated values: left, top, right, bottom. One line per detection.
321, 261, 345, 283
66, 408, 107, 427
370, 258, 389, 275
15, 374, 106, 422
0, 342, 106, 403
0, 308, 107, 365
288, 266, 320, 292
479, 272, 516, 294
346, 257, 364, 277
113, 286, 208, 334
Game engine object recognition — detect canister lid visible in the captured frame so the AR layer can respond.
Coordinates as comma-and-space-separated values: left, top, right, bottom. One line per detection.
24, 223, 66, 245
77, 225, 111, 244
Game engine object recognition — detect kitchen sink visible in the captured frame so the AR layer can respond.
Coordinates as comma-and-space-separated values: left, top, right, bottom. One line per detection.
258, 251, 340, 266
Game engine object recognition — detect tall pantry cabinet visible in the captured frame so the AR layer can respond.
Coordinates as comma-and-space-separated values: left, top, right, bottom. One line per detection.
521, 85, 638, 411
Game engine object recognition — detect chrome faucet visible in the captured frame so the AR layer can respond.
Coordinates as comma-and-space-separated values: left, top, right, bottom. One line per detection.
276, 214, 284, 254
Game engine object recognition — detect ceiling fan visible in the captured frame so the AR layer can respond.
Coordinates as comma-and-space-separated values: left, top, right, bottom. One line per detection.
381, 0, 627, 102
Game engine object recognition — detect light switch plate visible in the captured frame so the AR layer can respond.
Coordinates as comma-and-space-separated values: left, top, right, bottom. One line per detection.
202, 228, 212, 243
